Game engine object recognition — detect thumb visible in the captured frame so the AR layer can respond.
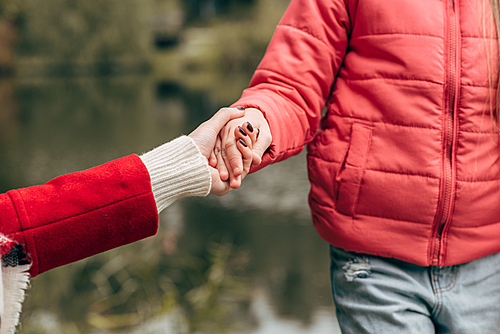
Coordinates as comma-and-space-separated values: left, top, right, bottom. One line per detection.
252, 152, 262, 165
209, 167, 232, 196
251, 132, 272, 165
189, 107, 245, 158
206, 107, 245, 133
251, 142, 267, 165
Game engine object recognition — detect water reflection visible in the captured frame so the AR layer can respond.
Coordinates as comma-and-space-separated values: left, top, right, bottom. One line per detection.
0, 76, 340, 333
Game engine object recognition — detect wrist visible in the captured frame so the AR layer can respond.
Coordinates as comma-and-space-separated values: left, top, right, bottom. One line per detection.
139, 136, 212, 213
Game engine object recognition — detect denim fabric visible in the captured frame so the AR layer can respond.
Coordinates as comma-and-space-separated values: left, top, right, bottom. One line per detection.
330, 245, 500, 333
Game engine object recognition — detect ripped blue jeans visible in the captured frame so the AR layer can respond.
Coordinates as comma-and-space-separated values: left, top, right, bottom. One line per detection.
330, 245, 500, 334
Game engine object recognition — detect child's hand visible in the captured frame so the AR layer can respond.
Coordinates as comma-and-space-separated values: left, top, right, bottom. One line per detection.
214, 107, 272, 189
188, 107, 245, 159
188, 106, 247, 196
211, 121, 258, 184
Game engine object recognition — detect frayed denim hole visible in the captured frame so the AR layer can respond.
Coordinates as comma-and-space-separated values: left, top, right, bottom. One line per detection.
342, 257, 371, 282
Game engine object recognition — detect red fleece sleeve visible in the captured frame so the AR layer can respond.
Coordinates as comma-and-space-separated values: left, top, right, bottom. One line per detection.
0, 154, 158, 277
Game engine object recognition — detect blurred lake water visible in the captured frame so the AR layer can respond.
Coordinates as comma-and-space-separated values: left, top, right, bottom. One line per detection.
0, 75, 341, 334
0, 0, 342, 332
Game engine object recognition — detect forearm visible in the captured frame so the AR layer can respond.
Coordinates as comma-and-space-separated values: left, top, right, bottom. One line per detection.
232, 0, 350, 170
1, 154, 159, 277
139, 135, 211, 212
0, 136, 212, 277
232, 92, 311, 172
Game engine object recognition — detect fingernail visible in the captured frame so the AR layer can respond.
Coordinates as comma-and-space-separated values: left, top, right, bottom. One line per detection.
257, 128, 260, 139
235, 106, 245, 110
238, 138, 248, 147
246, 122, 254, 132
238, 126, 248, 136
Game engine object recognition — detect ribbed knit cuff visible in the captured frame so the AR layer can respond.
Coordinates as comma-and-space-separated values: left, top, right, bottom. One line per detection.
139, 136, 211, 213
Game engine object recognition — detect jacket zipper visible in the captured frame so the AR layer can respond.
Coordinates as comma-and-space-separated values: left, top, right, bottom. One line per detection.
432, 0, 459, 266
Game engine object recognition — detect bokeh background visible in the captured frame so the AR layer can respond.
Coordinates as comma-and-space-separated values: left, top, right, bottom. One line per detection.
0, 0, 341, 333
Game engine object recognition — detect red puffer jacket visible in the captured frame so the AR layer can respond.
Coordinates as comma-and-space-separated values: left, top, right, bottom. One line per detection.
234, 0, 500, 266
0, 155, 158, 277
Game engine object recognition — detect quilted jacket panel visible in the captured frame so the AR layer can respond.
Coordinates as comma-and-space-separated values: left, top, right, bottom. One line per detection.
234, 0, 500, 266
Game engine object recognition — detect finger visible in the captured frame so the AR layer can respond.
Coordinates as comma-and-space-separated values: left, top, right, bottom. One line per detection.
236, 137, 254, 175
188, 107, 246, 159
220, 123, 245, 178
242, 121, 258, 148
209, 167, 232, 196
224, 138, 244, 177
252, 151, 262, 166
239, 121, 261, 166
250, 127, 272, 166
210, 136, 222, 168
221, 139, 242, 189
207, 107, 246, 133
234, 125, 254, 175
234, 125, 253, 149
243, 121, 256, 138
215, 136, 229, 181
209, 150, 217, 168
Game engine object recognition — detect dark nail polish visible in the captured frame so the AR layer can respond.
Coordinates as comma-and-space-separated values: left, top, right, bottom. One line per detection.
247, 122, 254, 132
235, 106, 245, 110
257, 128, 260, 139
238, 126, 248, 136
238, 138, 248, 147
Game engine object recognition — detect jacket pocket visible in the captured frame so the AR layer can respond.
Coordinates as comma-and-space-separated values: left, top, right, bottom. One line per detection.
335, 122, 373, 216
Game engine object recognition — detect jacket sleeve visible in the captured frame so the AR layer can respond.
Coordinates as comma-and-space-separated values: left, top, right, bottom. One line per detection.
233, 0, 351, 170
0, 135, 211, 277
0, 154, 159, 277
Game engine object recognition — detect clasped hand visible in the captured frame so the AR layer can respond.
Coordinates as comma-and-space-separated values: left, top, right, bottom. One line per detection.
188, 107, 272, 196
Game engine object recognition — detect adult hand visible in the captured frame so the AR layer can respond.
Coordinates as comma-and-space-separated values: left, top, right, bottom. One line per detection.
188, 107, 248, 196
217, 107, 272, 189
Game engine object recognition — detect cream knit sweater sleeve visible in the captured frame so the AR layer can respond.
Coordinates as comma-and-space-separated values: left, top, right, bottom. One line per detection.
139, 136, 212, 213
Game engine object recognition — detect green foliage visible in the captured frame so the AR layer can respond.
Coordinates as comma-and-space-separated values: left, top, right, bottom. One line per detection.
183, 241, 251, 333
0, 0, 22, 20
16, 0, 153, 72
20, 237, 251, 333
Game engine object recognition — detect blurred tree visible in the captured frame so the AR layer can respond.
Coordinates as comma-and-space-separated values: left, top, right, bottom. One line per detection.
0, 0, 22, 75
16, 0, 154, 76
0, 0, 22, 20
151, 0, 184, 50
182, 0, 255, 23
